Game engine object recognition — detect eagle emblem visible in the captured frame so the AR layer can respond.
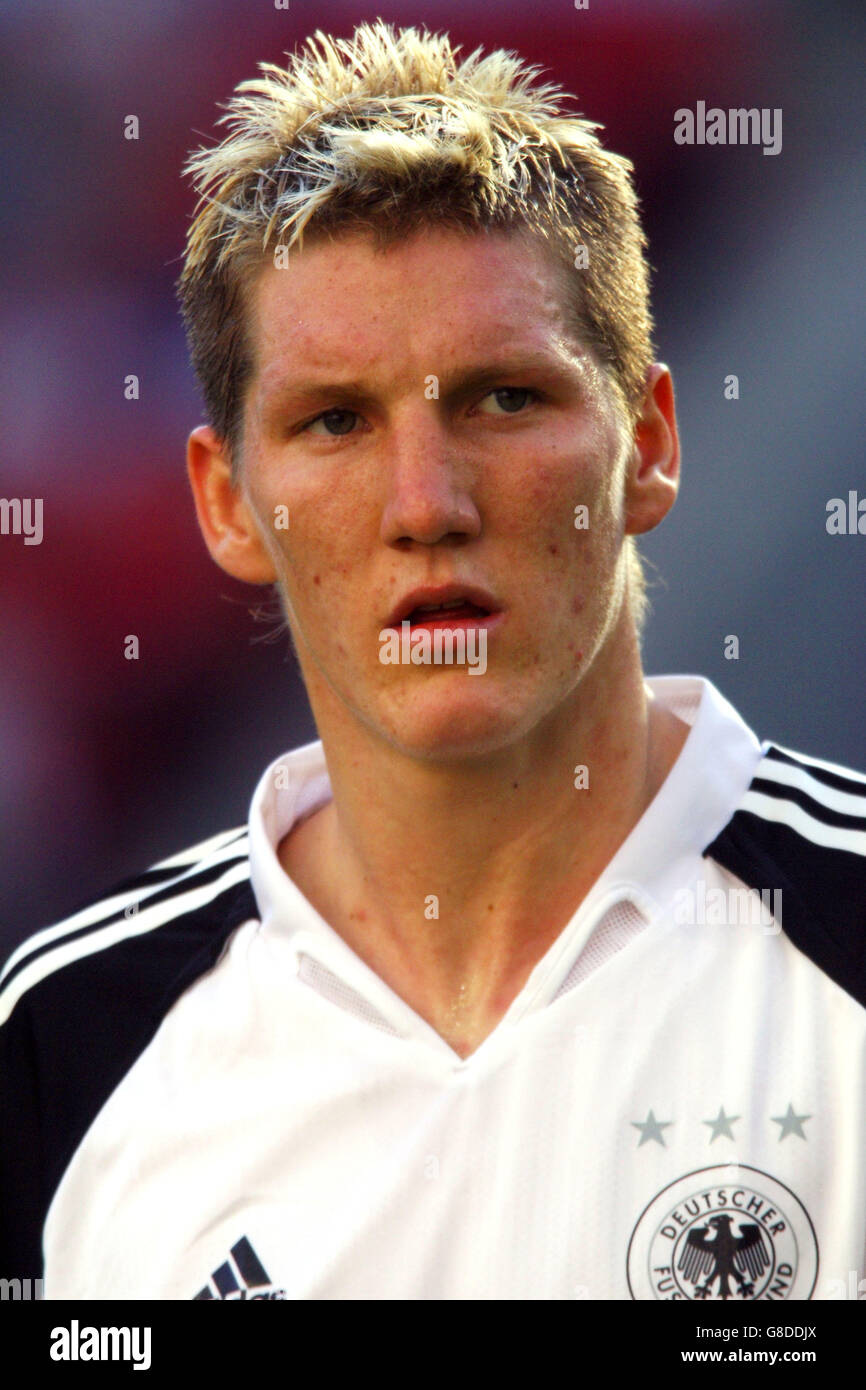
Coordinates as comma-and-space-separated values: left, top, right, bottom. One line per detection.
678, 1214, 770, 1299
626, 1164, 818, 1300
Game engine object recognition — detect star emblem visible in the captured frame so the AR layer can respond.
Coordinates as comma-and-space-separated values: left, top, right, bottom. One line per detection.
632, 1109, 672, 1147
771, 1103, 811, 1141
703, 1106, 740, 1142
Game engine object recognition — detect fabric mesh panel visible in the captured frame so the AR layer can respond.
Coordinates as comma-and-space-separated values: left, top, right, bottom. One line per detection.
661, 686, 701, 725
298, 900, 649, 1033
297, 953, 401, 1035
552, 898, 649, 997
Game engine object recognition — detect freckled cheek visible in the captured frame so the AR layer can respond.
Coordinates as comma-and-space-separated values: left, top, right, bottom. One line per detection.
264, 506, 373, 651
508, 450, 611, 543
512, 473, 572, 529
278, 534, 351, 607
258, 483, 350, 574
500, 484, 605, 633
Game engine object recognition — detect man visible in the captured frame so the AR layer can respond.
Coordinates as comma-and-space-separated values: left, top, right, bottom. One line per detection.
2, 21, 864, 1302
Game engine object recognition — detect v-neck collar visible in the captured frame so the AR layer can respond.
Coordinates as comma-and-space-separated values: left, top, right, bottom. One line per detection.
247, 675, 763, 1062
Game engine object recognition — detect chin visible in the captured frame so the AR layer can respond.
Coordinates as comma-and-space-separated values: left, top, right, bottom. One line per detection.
375, 680, 541, 762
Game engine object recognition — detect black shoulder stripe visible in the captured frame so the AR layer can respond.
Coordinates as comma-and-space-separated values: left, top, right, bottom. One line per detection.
0, 875, 259, 1284
53, 827, 250, 921
750, 776, 866, 831
2, 851, 250, 996
705, 743, 866, 1011
763, 742, 866, 796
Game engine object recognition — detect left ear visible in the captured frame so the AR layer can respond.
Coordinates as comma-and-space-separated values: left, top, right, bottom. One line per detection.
623, 364, 681, 536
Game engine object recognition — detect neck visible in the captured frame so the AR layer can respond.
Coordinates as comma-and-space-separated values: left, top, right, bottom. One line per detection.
279, 618, 690, 1055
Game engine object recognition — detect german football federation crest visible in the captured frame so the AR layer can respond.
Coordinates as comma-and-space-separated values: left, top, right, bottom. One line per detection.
627, 1165, 818, 1300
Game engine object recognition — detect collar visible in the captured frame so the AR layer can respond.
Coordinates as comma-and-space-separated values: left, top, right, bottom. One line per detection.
247, 675, 764, 1027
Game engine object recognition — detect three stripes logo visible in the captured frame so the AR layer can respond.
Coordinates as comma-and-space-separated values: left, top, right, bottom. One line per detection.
194, 1236, 287, 1300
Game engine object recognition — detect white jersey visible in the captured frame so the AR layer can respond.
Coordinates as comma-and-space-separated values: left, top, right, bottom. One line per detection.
2, 675, 865, 1301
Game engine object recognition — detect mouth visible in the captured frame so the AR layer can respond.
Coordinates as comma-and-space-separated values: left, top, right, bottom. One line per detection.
386, 584, 502, 631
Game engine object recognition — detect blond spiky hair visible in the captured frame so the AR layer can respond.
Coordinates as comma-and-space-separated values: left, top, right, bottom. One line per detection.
177, 20, 656, 634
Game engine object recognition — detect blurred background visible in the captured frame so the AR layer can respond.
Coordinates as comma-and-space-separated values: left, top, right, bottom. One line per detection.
1, 0, 864, 954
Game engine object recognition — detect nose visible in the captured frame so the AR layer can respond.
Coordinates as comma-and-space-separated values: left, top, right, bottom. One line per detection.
379, 406, 481, 547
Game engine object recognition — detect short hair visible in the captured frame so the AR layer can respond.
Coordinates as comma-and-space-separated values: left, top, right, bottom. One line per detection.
177, 20, 656, 637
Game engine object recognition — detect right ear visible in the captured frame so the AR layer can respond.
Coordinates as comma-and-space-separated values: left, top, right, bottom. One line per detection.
186, 425, 278, 584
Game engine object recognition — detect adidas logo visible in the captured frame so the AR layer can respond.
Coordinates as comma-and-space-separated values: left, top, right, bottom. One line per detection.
193, 1236, 287, 1300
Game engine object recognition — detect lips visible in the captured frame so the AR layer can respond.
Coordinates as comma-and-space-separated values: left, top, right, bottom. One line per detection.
386, 583, 501, 628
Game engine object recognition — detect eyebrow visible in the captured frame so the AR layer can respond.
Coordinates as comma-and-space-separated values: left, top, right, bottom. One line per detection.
258, 348, 586, 417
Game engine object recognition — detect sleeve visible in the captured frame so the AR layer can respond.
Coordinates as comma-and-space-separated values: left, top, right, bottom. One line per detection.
0, 991, 47, 1282
0, 868, 259, 1283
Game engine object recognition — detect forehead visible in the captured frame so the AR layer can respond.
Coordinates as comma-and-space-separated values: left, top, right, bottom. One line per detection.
247, 225, 584, 394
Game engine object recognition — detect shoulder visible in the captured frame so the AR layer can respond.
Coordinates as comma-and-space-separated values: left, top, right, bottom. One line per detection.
704, 740, 866, 1006
1, 823, 256, 1032
0, 824, 259, 1279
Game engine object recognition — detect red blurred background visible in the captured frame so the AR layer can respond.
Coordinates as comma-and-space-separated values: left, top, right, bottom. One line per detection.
2, 0, 865, 950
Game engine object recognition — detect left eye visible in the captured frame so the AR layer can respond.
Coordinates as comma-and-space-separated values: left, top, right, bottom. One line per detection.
477, 388, 534, 415
306, 408, 359, 436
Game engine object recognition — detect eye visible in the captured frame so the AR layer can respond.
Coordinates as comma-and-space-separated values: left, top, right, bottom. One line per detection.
306, 408, 359, 436
477, 387, 535, 415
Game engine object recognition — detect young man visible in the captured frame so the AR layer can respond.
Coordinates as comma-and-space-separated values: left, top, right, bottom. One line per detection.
2, 22, 864, 1302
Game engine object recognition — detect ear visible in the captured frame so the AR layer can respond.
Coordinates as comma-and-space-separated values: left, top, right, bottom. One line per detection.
186, 425, 278, 584
623, 364, 681, 536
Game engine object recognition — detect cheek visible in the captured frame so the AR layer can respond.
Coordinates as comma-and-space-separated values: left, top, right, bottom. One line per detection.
495, 437, 626, 658
251, 469, 367, 605
504, 442, 620, 577
507, 412, 623, 530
